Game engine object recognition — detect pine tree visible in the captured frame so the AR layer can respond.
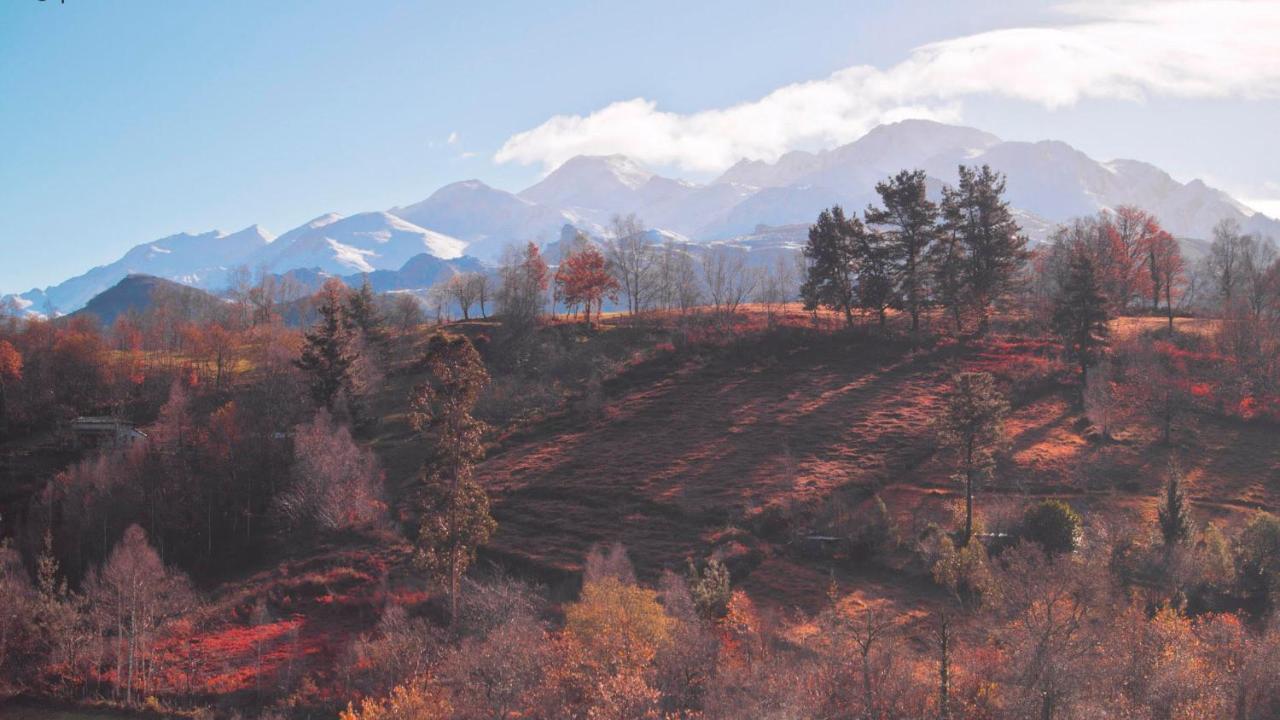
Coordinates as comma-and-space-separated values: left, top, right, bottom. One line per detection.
941, 165, 1030, 334
295, 279, 359, 411
936, 371, 1009, 546
801, 206, 863, 328
1157, 460, 1192, 549
1052, 248, 1110, 408
864, 169, 939, 332
408, 332, 495, 622
854, 225, 897, 330
346, 275, 389, 347
931, 187, 969, 333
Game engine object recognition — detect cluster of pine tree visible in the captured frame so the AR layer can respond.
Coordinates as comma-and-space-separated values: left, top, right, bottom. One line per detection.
801, 165, 1030, 334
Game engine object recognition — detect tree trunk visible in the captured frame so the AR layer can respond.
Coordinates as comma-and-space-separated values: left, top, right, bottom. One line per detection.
938, 613, 951, 720
962, 438, 975, 546
449, 557, 460, 626
862, 648, 874, 720
963, 473, 974, 547
1079, 359, 1088, 410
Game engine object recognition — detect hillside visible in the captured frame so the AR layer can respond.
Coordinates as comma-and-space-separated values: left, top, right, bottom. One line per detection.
352, 310, 1280, 615
74, 273, 224, 326
5, 299, 1280, 717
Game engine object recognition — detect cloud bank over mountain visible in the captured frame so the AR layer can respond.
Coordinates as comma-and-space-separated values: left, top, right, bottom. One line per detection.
495, 1, 1280, 173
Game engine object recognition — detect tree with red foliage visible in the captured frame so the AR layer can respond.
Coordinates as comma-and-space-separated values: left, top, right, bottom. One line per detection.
1148, 228, 1185, 331
0, 339, 21, 438
51, 317, 112, 414
555, 244, 618, 326
1109, 206, 1160, 312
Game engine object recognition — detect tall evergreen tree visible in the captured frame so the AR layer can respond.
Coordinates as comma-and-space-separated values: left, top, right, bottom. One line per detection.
346, 275, 388, 347
854, 226, 897, 330
864, 169, 939, 332
295, 279, 359, 411
408, 332, 495, 623
940, 165, 1030, 334
936, 371, 1008, 546
1157, 460, 1192, 550
931, 186, 969, 333
1052, 248, 1110, 408
801, 206, 862, 328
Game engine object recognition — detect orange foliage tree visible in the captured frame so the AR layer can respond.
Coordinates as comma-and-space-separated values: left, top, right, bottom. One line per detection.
555, 244, 619, 326
0, 339, 21, 435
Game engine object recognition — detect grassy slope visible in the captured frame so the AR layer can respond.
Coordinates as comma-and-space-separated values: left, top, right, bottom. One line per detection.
30, 309, 1275, 707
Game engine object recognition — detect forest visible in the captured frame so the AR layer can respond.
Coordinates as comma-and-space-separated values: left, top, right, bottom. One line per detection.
3, 164, 1280, 720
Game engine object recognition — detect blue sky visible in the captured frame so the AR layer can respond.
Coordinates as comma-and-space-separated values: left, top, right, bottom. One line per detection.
3, 0, 1279, 293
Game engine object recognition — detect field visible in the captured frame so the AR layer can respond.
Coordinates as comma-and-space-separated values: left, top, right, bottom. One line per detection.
355, 308, 1280, 624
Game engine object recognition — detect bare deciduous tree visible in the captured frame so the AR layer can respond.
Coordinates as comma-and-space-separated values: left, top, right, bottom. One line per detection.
700, 246, 756, 317
88, 525, 193, 706
276, 409, 385, 533
605, 214, 657, 316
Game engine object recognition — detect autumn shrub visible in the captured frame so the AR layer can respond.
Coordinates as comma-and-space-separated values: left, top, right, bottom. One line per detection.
454, 572, 545, 639
583, 542, 638, 586
437, 609, 551, 720
685, 556, 731, 619
342, 605, 441, 696
564, 577, 673, 674
652, 571, 719, 715
339, 677, 451, 720
1019, 500, 1082, 556
275, 409, 385, 534
925, 529, 993, 601
1237, 512, 1280, 604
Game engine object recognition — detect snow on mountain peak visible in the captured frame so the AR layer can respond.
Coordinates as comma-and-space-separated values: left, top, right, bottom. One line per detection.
248, 211, 467, 277
518, 154, 659, 209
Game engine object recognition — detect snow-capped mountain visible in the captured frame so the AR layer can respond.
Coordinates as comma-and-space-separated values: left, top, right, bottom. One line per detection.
619, 119, 1280, 244
12, 224, 273, 314
9, 119, 1280, 316
390, 180, 583, 260
248, 211, 466, 276
519, 154, 697, 224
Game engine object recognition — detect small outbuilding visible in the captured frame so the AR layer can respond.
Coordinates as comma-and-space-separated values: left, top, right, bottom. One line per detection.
69, 416, 147, 450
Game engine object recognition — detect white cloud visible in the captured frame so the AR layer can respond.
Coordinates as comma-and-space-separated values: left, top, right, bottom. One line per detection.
447, 131, 459, 145
496, 1, 1280, 173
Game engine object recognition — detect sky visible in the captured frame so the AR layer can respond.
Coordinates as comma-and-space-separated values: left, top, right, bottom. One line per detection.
3, 0, 1280, 294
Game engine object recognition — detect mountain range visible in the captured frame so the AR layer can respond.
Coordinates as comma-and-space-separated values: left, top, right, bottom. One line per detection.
8, 119, 1278, 316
